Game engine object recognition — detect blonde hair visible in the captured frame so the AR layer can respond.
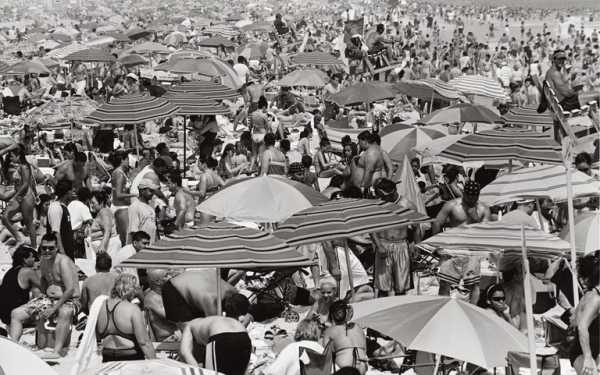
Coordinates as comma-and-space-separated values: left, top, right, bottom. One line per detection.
294, 319, 322, 342
111, 273, 139, 300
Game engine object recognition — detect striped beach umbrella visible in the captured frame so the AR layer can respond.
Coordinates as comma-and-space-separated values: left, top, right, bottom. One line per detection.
96, 359, 217, 375
65, 48, 116, 62
85, 94, 179, 125
560, 212, 600, 254
0, 61, 11, 74
203, 25, 239, 38
502, 106, 554, 128
274, 198, 431, 246
241, 21, 274, 33
331, 81, 397, 106
419, 103, 504, 125
237, 42, 267, 60
85, 36, 116, 48
479, 165, 600, 205
166, 81, 239, 100
165, 95, 230, 116
198, 35, 236, 48
290, 52, 344, 67
118, 53, 148, 67
435, 128, 564, 165
379, 123, 446, 162
6, 61, 50, 75
323, 118, 363, 148
46, 43, 88, 59
101, 31, 130, 43
419, 223, 573, 260
120, 222, 312, 269
168, 49, 213, 60
449, 75, 510, 101
277, 68, 328, 87
127, 27, 154, 40
394, 79, 466, 101
197, 175, 328, 223
125, 41, 171, 55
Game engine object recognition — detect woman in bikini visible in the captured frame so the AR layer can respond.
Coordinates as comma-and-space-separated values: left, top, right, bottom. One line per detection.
260, 133, 287, 176
324, 300, 368, 375
314, 138, 344, 178
90, 190, 122, 260
109, 150, 135, 245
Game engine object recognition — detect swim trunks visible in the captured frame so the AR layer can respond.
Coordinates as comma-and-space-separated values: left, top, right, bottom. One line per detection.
205, 332, 252, 375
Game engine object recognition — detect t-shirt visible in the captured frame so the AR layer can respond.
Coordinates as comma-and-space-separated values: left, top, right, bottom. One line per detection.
319, 246, 370, 297
233, 63, 250, 82
112, 244, 138, 275
264, 341, 324, 375
67, 200, 93, 230
128, 200, 157, 244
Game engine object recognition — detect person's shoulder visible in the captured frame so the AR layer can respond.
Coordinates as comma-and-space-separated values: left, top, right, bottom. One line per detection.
57, 253, 76, 268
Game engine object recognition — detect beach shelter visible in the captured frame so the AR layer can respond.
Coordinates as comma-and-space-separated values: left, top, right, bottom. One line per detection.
198, 35, 236, 48
6, 61, 50, 75
393, 78, 466, 101
64, 48, 116, 63
118, 54, 148, 67
330, 81, 397, 106
449, 75, 510, 101
85, 94, 179, 125
502, 106, 554, 128
166, 81, 239, 100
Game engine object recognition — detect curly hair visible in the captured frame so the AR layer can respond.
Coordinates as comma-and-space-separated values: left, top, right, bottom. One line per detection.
111, 273, 139, 300
294, 318, 322, 342
578, 250, 600, 289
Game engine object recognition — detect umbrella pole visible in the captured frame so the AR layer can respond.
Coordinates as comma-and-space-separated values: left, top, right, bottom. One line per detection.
432, 354, 441, 375
344, 239, 354, 299
520, 225, 538, 375
134, 123, 140, 159
183, 116, 187, 175
429, 91, 434, 114
216, 267, 223, 316
535, 199, 545, 232
564, 163, 580, 305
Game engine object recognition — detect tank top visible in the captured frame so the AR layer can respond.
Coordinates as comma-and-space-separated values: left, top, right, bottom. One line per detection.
46, 203, 75, 260
0, 266, 29, 324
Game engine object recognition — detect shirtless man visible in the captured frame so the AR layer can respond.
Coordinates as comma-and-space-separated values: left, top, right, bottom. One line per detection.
80, 252, 118, 313
168, 172, 195, 230
180, 316, 252, 375
144, 269, 178, 341
370, 178, 421, 296
0, 137, 19, 159
53, 151, 90, 190
545, 50, 579, 111
432, 180, 490, 303
10, 233, 80, 358
324, 300, 368, 375
356, 131, 393, 197
161, 270, 236, 322
130, 157, 170, 206
192, 158, 224, 225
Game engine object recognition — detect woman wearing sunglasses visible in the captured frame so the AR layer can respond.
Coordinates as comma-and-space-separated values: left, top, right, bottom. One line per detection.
478, 284, 519, 329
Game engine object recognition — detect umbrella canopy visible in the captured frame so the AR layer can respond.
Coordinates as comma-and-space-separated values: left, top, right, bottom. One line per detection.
0, 61, 10, 74
502, 106, 554, 128
197, 175, 327, 222
290, 52, 344, 67
560, 212, 600, 254
120, 222, 313, 269
45, 43, 88, 59
85, 36, 116, 48
331, 81, 397, 106
241, 21, 274, 32
237, 42, 267, 60
352, 296, 528, 368
85, 94, 179, 125
419, 222, 572, 259
164, 31, 187, 46
394, 79, 466, 101
323, 118, 364, 148
479, 165, 600, 205
449, 75, 510, 101
165, 95, 230, 115
26, 96, 98, 129
0, 337, 57, 375
433, 128, 564, 165
278, 68, 328, 87
96, 358, 220, 375
6, 61, 50, 75
125, 41, 171, 55
379, 123, 446, 162
169, 49, 213, 60
419, 103, 504, 125
127, 27, 154, 40
101, 31, 130, 43
166, 81, 239, 100
64, 48, 116, 62
274, 198, 431, 246
198, 35, 236, 48
118, 54, 148, 67
203, 25, 239, 38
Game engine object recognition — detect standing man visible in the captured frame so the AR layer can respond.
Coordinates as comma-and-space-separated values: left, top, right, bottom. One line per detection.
53, 151, 90, 190
47, 180, 75, 259
128, 179, 157, 244
356, 131, 393, 196
545, 50, 580, 111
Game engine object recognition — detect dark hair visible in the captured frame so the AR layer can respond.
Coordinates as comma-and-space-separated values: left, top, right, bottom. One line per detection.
74, 151, 87, 163
108, 150, 128, 168
301, 155, 313, 168
12, 245, 37, 267
280, 139, 290, 153
374, 178, 397, 202
55, 179, 73, 198
222, 293, 250, 318
329, 300, 352, 324
206, 157, 218, 169
372, 133, 381, 145
11, 143, 28, 164
95, 252, 112, 272
578, 250, 600, 288
237, 55, 247, 64
91, 189, 110, 206
169, 171, 182, 187
477, 283, 505, 308
264, 133, 277, 147
41, 232, 58, 244
319, 137, 331, 148
131, 231, 151, 243
341, 135, 352, 146
575, 152, 592, 166
156, 142, 168, 154
63, 142, 77, 154
152, 157, 168, 170
357, 130, 372, 142
258, 95, 268, 109
76, 187, 92, 202
343, 142, 358, 158
223, 143, 235, 156
329, 175, 345, 188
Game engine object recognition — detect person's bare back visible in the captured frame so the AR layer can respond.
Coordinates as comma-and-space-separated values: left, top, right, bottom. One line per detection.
325, 323, 368, 374
188, 316, 246, 345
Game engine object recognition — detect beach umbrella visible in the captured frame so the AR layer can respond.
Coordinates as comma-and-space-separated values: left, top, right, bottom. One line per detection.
379, 123, 446, 162
96, 358, 221, 375
560, 212, 600, 254
0, 61, 11, 74
237, 42, 267, 60
198, 35, 236, 48
323, 118, 364, 148
100, 31, 130, 43
432, 128, 564, 165
64, 48, 116, 62
127, 27, 154, 40
240, 21, 274, 32
158, 57, 243, 89
6, 61, 50, 75
0, 337, 57, 375
45, 43, 88, 59
164, 31, 187, 46
165, 95, 230, 116
166, 81, 239, 100
168, 49, 213, 60
393, 78, 466, 101
351, 296, 528, 368
37, 39, 61, 50
449, 75, 510, 101
85, 94, 179, 125
274, 198, 431, 246
330, 81, 397, 106
50, 32, 72, 43
85, 36, 116, 48
290, 51, 344, 67
125, 41, 171, 55
418, 222, 572, 260
197, 175, 328, 223
502, 106, 554, 128
118, 53, 148, 67
203, 25, 239, 38
479, 165, 600, 206
235, 19, 253, 28
277, 68, 328, 87
120, 222, 313, 269
419, 103, 504, 125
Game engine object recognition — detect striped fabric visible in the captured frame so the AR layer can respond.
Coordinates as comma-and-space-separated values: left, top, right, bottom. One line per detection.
418, 223, 573, 259
46, 43, 88, 59
394, 79, 465, 101
203, 25, 239, 38
323, 118, 363, 148
125, 41, 171, 55
0, 61, 9, 74
437, 128, 563, 164
164, 95, 230, 115
419, 103, 504, 125
379, 123, 446, 162
120, 222, 312, 269
274, 198, 431, 246
118, 54, 148, 67
277, 68, 328, 87
331, 81, 397, 106
502, 106, 554, 127
97, 359, 220, 375
85, 94, 179, 125
449, 75, 510, 101
479, 165, 600, 205
64, 48, 116, 62
167, 81, 239, 100
290, 52, 344, 67
198, 35, 236, 48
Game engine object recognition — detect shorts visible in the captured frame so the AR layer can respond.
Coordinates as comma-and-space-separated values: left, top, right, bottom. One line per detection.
438, 255, 482, 289
205, 332, 252, 375
23, 296, 81, 322
374, 240, 410, 294
162, 280, 204, 322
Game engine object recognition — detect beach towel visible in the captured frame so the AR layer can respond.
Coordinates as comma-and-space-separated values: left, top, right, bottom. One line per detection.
70, 294, 108, 375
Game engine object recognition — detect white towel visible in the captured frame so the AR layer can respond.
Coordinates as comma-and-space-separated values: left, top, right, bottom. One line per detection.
70, 294, 108, 375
